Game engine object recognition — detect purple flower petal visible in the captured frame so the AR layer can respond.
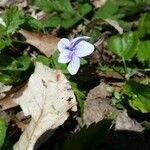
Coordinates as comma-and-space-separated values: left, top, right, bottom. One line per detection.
67, 55, 80, 75
70, 36, 90, 48
58, 50, 71, 63
57, 38, 70, 52
75, 41, 94, 57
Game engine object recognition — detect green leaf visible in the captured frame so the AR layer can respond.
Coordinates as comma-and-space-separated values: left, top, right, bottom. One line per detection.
124, 80, 150, 113
79, 3, 92, 16
0, 25, 6, 35
0, 117, 6, 148
137, 13, 150, 37
50, 50, 69, 74
56, 118, 113, 150
43, 16, 61, 28
70, 81, 85, 116
136, 41, 150, 62
27, 17, 43, 30
80, 58, 88, 65
35, 0, 74, 14
94, 0, 120, 20
34, 0, 53, 12
3, 6, 25, 34
0, 55, 31, 71
62, 14, 81, 29
36, 55, 50, 66
0, 40, 8, 50
107, 32, 139, 60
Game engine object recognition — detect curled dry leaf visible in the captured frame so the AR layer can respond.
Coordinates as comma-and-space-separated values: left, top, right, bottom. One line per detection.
13, 62, 77, 150
0, 83, 27, 110
0, 83, 12, 99
104, 19, 123, 34
93, 0, 107, 8
19, 29, 60, 57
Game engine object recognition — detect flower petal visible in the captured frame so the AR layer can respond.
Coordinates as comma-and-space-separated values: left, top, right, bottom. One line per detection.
57, 38, 70, 52
58, 50, 71, 63
67, 55, 80, 75
75, 41, 94, 57
70, 36, 90, 47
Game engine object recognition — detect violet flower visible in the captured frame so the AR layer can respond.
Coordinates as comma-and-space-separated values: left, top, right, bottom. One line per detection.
57, 36, 94, 75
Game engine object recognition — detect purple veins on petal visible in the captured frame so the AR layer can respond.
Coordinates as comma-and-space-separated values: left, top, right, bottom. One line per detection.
57, 38, 70, 52
74, 40, 94, 57
57, 36, 95, 75
67, 55, 80, 75
70, 36, 90, 48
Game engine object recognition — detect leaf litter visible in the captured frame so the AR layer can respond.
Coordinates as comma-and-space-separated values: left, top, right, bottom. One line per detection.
0, 0, 150, 149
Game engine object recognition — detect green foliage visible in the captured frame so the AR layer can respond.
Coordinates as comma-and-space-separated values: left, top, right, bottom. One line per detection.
136, 41, 150, 62
43, 16, 61, 28
124, 80, 150, 113
0, 39, 11, 51
107, 32, 139, 60
35, 0, 74, 13
3, 6, 25, 34
0, 117, 6, 148
50, 51, 69, 74
138, 13, 150, 37
0, 55, 31, 71
56, 118, 113, 150
94, 0, 121, 20
36, 55, 50, 66
0, 55, 32, 84
26, 16, 43, 30
94, 0, 148, 20
35, 0, 92, 29
70, 81, 85, 116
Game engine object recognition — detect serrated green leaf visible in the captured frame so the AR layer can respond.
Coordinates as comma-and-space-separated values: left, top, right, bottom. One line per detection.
137, 13, 150, 37
62, 15, 81, 29
34, 0, 53, 12
0, 25, 6, 35
136, 41, 150, 62
79, 3, 92, 16
3, 6, 25, 34
0, 40, 7, 50
124, 80, 150, 113
27, 17, 43, 30
35, 0, 74, 14
107, 32, 139, 60
56, 118, 113, 150
43, 16, 61, 28
0, 117, 6, 148
36, 55, 50, 66
0, 55, 31, 71
94, 0, 120, 20
0, 38, 11, 52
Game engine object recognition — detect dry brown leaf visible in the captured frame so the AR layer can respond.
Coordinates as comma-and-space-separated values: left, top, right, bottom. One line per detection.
0, 84, 27, 110
0, 83, 12, 99
115, 110, 144, 132
13, 62, 77, 150
78, 82, 116, 127
19, 29, 60, 57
